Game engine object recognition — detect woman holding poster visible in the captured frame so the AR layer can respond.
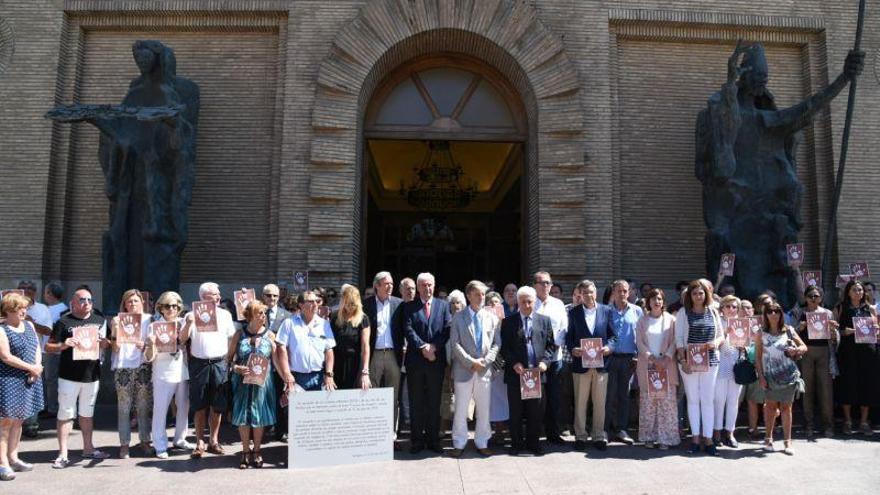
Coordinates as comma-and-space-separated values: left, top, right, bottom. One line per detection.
756, 301, 806, 454
795, 285, 839, 438
144, 292, 193, 459
833, 280, 879, 436
109, 289, 152, 458
635, 289, 679, 449
711, 295, 745, 449
674, 279, 724, 455
228, 300, 278, 469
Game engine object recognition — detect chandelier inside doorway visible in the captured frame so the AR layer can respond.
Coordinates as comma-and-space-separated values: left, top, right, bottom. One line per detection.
400, 140, 477, 210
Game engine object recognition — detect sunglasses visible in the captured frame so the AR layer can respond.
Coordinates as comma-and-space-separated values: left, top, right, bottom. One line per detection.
766, 309, 782, 315
161, 304, 181, 310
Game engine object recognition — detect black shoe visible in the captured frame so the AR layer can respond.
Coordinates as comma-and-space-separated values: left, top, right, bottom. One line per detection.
721, 436, 738, 448
528, 445, 544, 456
409, 443, 425, 454
508, 447, 521, 456
593, 440, 608, 451
688, 443, 701, 454
705, 444, 718, 456
573, 440, 587, 451
23, 427, 39, 439
428, 444, 444, 454
546, 435, 565, 445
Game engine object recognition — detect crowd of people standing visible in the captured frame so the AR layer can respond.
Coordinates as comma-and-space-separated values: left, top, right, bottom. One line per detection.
0, 270, 878, 480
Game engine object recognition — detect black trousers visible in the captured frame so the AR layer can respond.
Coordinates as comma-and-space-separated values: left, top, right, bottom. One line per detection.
543, 360, 574, 438
407, 363, 444, 447
507, 379, 544, 450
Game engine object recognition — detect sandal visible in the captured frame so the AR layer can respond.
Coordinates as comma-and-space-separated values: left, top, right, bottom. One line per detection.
190, 447, 204, 459
82, 449, 110, 459
207, 443, 225, 455
239, 451, 250, 470
252, 450, 263, 469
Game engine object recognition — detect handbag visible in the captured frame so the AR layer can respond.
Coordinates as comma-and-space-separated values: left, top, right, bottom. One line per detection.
733, 349, 757, 385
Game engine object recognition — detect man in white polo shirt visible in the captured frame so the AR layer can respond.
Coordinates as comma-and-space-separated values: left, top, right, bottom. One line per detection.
276, 290, 336, 393
181, 282, 236, 458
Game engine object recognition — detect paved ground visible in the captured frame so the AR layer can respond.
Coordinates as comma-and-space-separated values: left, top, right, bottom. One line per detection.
5, 407, 879, 494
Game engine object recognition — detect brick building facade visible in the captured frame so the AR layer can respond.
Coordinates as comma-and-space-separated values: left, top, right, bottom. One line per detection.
1, 0, 878, 305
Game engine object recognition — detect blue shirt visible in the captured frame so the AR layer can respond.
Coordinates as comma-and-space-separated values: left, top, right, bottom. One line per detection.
609, 302, 643, 354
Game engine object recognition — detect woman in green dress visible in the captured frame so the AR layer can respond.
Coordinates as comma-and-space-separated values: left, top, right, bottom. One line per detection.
228, 300, 279, 469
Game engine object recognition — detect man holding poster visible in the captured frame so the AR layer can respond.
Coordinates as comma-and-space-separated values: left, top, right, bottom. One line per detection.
566, 280, 615, 451
44, 288, 110, 468
181, 282, 236, 458
796, 286, 839, 438
500, 286, 556, 456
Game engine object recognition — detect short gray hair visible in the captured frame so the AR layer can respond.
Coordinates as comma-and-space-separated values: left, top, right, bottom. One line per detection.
447, 290, 466, 305
516, 286, 537, 301
262, 283, 279, 295
199, 282, 220, 297
399, 277, 415, 289
465, 280, 488, 296
575, 279, 597, 293
416, 272, 435, 285
373, 271, 393, 287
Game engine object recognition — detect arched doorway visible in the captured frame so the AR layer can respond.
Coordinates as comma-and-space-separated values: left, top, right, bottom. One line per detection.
363, 54, 527, 291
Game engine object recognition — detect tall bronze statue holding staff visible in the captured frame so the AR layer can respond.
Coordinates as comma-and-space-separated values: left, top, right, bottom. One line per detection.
696, 41, 863, 307
47, 40, 200, 311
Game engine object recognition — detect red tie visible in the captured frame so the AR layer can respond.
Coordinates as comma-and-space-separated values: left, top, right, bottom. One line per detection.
424, 300, 431, 319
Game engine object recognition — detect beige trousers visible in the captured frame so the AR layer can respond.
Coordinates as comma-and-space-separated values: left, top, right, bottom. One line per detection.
572, 369, 608, 441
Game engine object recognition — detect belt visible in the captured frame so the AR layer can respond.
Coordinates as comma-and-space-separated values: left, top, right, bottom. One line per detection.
192, 356, 225, 364
612, 353, 635, 357
374, 348, 395, 352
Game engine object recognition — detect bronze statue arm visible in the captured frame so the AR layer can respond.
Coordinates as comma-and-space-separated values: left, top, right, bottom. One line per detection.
767, 50, 864, 133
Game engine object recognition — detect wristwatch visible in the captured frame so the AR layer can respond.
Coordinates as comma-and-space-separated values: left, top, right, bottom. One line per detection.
361, 369, 370, 376
325, 371, 335, 378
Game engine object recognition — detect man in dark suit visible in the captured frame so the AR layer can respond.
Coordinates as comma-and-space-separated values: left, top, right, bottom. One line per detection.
262, 283, 292, 441
403, 272, 452, 454
501, 286, 557, 456
566, 279, 617, 451
363, 271, 404, 438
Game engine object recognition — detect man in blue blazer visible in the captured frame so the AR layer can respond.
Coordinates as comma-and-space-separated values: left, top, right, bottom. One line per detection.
566, 280, 617, 451
403, 272, 452, 454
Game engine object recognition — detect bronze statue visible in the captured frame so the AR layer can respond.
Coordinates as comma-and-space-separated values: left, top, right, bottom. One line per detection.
696, 41, 863, 307
47, 40, 199, 311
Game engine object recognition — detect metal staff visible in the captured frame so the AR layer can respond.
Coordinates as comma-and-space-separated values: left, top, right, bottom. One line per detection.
821, 0, 867, 295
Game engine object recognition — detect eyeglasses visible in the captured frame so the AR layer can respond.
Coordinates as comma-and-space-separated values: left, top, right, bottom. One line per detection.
162, 304, 181, 310
78, 297, 93, 304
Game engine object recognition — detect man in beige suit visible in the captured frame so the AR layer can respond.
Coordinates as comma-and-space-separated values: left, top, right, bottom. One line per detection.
448, 280, 500, 457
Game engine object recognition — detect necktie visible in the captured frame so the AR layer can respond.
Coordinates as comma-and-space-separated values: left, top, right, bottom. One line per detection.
424, 300, 431, 319
267, 308, 275, 329
525, 316, 537, 367
473, 311, 483, 352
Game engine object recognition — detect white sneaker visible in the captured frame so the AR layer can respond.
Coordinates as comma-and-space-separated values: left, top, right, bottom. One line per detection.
174, 440, 195, 450
782, 446, 794, 455
156, 451, 169, 459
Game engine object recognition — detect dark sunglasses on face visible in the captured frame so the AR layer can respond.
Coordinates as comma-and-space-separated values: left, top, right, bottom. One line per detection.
808, 294, 821, 299
767, 309, 782, 315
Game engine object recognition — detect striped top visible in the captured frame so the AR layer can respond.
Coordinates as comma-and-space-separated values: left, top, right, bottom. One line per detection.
686, 310, 719, 366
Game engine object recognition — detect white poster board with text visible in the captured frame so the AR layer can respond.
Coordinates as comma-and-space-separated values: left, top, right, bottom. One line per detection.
288, 387, 394, 469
